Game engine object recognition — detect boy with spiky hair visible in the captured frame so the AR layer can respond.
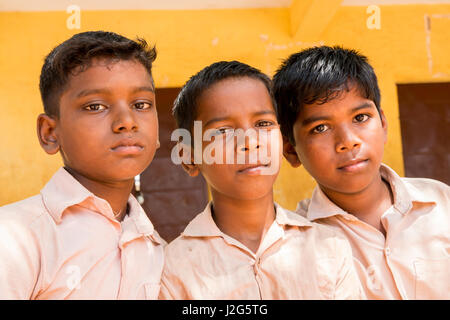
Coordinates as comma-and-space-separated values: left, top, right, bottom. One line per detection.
160, 60, 364, 300
0, 31, 164, 299
273, 46, 449, 299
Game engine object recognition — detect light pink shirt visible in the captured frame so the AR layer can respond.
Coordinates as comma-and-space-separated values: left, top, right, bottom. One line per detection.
0, 167, 165, 300
297, 164, 450, 300
160, 203, 365, 300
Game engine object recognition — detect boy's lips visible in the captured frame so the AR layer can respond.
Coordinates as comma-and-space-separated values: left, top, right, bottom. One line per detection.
111, 139, 144, 155
337, 158, 369, 172
237, 163, 270, 175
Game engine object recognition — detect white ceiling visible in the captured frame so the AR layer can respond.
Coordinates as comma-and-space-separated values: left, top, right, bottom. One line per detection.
1, 0, 449, 11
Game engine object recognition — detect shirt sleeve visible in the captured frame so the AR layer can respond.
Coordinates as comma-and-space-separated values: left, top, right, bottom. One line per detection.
0, 216, 41, 299
333, 235, 366, 300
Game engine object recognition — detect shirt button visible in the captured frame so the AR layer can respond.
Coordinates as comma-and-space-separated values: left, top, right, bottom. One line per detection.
384, 247, 391, 256
253, 263, 258, 275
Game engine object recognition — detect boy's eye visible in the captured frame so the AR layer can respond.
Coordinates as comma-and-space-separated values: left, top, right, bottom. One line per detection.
84, 104, 106, 111
134, 102, 152, 110
354, 114, 369, 123
207, 127, 234, 139
215, 127, 234, 136
256, 120, 275, 127
311, 124, 329, 134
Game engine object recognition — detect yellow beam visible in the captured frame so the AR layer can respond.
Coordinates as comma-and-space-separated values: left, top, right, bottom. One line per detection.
290, 0, 342, 41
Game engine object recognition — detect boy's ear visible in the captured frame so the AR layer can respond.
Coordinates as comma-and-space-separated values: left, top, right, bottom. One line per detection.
37, 113, 60, 155
181, 162, 200, 177
179, 145, 200, 177
379, 108, 388, 145
283, 136, 302, 168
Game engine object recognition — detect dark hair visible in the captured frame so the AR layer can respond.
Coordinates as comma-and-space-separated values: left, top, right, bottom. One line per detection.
273, 46, 381, 145
173, 60, 276, 131
39, 31, 157, 117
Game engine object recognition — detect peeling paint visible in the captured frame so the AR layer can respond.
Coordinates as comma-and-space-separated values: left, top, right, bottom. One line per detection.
424, 13, 450, 77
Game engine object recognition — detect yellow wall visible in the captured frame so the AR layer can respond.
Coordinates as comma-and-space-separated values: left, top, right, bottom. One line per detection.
1, 4, 449, 209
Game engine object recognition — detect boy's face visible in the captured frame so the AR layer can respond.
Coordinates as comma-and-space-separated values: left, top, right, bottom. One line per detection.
184, 77, 282, 200
41, 58, 159, 183
285, 85, 387, 195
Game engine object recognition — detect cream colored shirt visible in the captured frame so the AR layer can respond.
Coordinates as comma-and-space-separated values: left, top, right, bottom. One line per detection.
160, 202, 364, 300
0, 167, 165, 300
296, 164, 450, 300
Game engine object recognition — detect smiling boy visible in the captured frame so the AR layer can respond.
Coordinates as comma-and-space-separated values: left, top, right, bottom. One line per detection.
159, 61, 364, 300
273, 46, 450, 299
0, 31, 164, 299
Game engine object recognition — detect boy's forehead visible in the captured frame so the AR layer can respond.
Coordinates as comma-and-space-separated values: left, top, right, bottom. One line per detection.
195, 77, 275, 121
65, 58, 154, 94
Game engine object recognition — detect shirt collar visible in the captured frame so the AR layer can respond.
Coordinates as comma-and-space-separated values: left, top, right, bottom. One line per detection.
299, 163, 416, 221
40, 167, 162, 245
40, 167, 97, 224
379, 163, 413, 214
182, 202, 313, 238
119, 194, 164, 247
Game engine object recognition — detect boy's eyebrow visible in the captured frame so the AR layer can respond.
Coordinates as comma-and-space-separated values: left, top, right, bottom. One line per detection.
76, 86, 154, 98
301, 102, 375, 126
203, 110, 276, 128
253, 110, 277, 116
301, 115, 331, 127
132, 86, 155, 94
350, 102, 374, 113
76, 88, 110, 98
203, 116, 230, 128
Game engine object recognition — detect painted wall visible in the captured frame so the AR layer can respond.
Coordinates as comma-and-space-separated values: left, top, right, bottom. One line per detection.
1, 4, 449, 209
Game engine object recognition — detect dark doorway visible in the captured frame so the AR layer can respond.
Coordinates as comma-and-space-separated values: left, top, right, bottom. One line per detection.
397, 82, 450, 185
134, 88, 209, 243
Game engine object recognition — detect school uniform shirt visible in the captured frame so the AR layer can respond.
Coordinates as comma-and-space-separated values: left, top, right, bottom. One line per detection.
296, 164, 450, 300
159, 202, 365, 300
0, 167, 165, 300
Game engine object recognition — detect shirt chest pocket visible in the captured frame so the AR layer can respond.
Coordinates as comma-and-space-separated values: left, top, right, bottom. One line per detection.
414, 258, 450, 300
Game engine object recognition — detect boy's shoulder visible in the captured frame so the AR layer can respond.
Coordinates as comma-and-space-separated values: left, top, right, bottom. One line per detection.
0, 194, 48, 227
400, 176, 449, 203
0, 194, 53, 260
164, 209, 210, 257
280, 205, 352, 253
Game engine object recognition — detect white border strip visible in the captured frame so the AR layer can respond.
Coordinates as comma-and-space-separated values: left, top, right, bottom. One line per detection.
1, 0, 450, 12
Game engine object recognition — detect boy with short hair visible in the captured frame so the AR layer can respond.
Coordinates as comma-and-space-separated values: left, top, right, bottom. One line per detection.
273, 46, 450, 299
0, 31, 164, 299
159, 61, 364, 299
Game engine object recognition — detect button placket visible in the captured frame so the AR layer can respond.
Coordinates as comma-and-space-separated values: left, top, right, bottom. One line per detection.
252, 256, 263, 299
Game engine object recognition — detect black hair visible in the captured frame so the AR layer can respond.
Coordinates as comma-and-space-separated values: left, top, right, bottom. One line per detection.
173, 60, 276, 132
272, 46, 381, 145
39, 30, 157, 117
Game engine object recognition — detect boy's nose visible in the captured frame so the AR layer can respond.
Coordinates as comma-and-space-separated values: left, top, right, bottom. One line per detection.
335, 127, 361, 152
236, 131, 260, 154
112, 106, 138, 133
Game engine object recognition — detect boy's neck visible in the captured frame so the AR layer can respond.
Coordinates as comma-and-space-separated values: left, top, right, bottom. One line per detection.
64, 166, 133, 222
210, 189, 276, 254
320, 172, 394, 236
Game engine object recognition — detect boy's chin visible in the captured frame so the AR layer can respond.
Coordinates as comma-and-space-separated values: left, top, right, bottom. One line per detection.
69, 167, 143, 185
225, 186, 274, 201
320, 181, 372, 196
